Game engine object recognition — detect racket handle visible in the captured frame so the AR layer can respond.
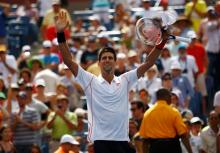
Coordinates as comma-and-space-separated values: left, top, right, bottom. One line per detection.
174, 36, 192, 43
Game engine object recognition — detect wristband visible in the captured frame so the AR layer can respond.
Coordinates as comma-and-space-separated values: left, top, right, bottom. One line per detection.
57, 32, 66, 43
156, 39, 167, 50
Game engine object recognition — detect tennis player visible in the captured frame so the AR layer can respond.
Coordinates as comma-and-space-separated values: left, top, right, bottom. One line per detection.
55, 11, 168, 153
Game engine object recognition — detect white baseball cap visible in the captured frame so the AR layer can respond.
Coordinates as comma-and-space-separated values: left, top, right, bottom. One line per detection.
35, 79, 46, 87
22, 45, 31, 52
170, 62, 182, 70
43, 40, 52, 48
117, 53, 126, 59
52, 0, 60, 5
187, 31, 197, 39
60, 134, 79, 145
190, 117, 204, 125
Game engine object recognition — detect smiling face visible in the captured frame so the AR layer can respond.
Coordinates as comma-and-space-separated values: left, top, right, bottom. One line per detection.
98, 52, 116, 75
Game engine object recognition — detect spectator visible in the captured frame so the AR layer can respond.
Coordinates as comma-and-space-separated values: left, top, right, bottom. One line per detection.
28, 57, 43, 78
137, 65, 162, 99
85, 143, 94, 153
138, 88, 150, 109
88, 16, 107, 34
130, 100, 145, 130
54, 134, 79, 153
39, 40, 59, 72
74, 108, 88, 152
0, 125, 16, 153
19, 68, 32, 84
171, 44, 198, 88
59, 64, 82, 110
17, 45, 32, 70
200, 110, 220, 153
0, 44, 17, 87
160, 46, 172, 74
34, 68, 59, 94
33, 79, 53, 110
186, 30, 208, 114
217, 130, 220, 153
115, 52, 128, 76
189, 117, 203, 153
6, 83, 19, 114
184, 0, 207, 32
16, 0, 39, 44
0, 3, 10, 43
92, 0, 110, 29
37, 0, 52, 27
198, 7, 220, 94
0, 92, 9, 127
113, 3, 130, 30
11, 91, 40, 153
139, 88, 193, 153
29, 144, 42, 153
0, 76, 7, 96
171, 90, 183, 111
47, 94, 77, 152
161, 72, 184, 108
80, 36, 99, 70
170, 61, 194, 108
173, 16, 193, 38
41, 0, 72, 40
214, 91, 220, 114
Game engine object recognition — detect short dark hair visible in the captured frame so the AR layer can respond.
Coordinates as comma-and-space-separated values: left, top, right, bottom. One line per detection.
98, 47, 117, 61
162, 72, 172, 80
131, 100, 145, 112
156, 88, 171, 101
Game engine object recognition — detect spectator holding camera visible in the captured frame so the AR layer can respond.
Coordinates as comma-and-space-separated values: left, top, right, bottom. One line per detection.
171, 44, 198, 89
47, 94, 77, 152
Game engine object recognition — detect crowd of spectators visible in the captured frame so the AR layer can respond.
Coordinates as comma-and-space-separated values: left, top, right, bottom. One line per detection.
0, 0, 220, 153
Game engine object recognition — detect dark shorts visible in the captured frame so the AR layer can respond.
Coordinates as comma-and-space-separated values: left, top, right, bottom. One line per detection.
94, 140, 135, 153
149, 138, 182, 153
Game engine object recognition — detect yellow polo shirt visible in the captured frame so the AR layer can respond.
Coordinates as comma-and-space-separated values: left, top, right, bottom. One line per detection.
139, 100, 187, 138
184, 0, 207, 32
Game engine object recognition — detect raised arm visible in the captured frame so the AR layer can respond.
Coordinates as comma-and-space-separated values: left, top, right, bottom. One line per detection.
137, 30, 168, 78
55, 11, 78, 77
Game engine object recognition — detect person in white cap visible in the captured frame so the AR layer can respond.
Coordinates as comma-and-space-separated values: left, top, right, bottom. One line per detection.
54, 134, 79, 153
55, 9, 170, 153
186, 30, 208, 114
114, 53, 128, 76
17, 45, 32, 70
170, 61, 194, 108
40, 40, 59, 72
41, 0, 72, 40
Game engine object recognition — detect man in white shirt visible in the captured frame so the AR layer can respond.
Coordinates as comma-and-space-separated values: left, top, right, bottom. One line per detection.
55, 11, 168, 153
171, 44, 198, 88
200, 110, 220, 153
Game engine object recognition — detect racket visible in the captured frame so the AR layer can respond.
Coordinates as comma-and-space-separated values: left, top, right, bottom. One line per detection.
136, 16, 191, 46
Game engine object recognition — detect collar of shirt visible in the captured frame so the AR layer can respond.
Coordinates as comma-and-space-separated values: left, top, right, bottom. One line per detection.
156, 100, 168, 105
98, 75, 120, 84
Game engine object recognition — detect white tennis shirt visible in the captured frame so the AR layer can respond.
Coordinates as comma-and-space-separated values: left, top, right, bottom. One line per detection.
75, 66, 138, 142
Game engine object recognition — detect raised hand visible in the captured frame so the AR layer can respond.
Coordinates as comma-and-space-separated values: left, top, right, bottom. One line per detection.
55, 11, 69, 32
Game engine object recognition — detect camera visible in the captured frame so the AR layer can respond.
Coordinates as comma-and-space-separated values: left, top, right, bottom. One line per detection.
182, 69, 188, 73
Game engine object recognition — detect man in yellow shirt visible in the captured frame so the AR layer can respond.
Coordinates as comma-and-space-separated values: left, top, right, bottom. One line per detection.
139, 88, 192, 153
184, 0, 207, 32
